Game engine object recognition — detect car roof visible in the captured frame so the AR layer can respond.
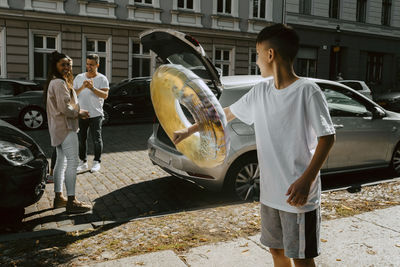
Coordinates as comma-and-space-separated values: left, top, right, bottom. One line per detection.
0, 79, 38, 85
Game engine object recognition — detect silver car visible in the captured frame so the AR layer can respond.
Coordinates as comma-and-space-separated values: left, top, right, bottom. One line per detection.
142, 29, 400, 200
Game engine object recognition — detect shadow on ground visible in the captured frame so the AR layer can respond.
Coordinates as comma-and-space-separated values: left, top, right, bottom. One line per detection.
19, 175, 238, 232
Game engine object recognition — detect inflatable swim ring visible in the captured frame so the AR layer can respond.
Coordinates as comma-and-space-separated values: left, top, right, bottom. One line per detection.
150, 64, 229, 168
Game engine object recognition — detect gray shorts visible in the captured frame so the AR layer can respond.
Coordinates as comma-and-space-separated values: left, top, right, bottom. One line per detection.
260, 204, 321, 259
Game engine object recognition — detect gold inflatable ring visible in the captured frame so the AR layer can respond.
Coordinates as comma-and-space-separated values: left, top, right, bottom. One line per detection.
150, 64, 229, 168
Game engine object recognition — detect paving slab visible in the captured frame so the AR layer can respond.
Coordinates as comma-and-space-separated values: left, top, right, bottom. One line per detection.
90, 250, 186, 267
250, 206, 400, 266
182, 237, 274, 267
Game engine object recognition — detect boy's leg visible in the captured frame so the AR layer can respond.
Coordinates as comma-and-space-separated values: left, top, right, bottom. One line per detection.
260, 205, 291, 267
280, 207, 321, 265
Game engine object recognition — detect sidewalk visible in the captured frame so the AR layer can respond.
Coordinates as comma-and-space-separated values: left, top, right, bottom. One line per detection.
90, 205, 400, 267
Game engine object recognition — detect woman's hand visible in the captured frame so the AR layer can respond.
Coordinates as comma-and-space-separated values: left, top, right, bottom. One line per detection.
79, 109, 90, 119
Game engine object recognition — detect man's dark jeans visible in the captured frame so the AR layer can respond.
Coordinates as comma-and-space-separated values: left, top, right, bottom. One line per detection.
78, 116, 103, 163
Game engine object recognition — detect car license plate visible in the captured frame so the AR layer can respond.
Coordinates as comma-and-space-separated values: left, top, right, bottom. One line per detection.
155, 149, 170, 165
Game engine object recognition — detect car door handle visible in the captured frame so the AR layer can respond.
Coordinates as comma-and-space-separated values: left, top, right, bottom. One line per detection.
333, 124, 344, 129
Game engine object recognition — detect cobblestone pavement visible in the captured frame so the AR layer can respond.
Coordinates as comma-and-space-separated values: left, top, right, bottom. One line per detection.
20, 123, 234, 232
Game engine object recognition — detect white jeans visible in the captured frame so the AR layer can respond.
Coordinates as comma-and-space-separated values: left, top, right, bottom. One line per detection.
54, 131, 79, 196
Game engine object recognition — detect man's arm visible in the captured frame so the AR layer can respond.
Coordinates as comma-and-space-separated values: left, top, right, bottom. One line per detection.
91, 87, 109, 99
172, 107, 236, 145
286, 134, 335, 207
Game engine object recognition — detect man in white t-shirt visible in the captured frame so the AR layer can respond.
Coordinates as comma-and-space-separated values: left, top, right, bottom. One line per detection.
173, 24, 336, 267
74, 54, 109, 173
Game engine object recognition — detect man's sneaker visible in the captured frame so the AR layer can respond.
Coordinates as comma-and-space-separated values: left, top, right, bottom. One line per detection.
66, 200, 91, 214
91, 161, 101, 172
77, 160, 88, 172
53, 196, 68, 209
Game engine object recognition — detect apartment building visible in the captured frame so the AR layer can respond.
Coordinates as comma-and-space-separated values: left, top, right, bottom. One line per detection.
0, 0, 399, 92
0, 0, 283, 85
287, 0, 400, 92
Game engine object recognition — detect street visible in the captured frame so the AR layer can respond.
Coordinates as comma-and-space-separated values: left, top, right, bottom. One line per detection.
6, 122, 394, 233
18, 123, 236, 232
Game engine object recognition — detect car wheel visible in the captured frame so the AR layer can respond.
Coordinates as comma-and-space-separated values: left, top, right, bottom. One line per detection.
20, 107, 46, 130
391, 144, 400, 175
224, 153, 260, 201
102, 109, 110, 126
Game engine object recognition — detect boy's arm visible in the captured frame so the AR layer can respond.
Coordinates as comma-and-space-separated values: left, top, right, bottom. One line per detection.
172, 107, 236, 145
286, 134, 335, 207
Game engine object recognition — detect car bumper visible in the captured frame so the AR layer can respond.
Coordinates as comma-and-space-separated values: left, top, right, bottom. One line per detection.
147, 134, 225, 191
0, 155, 47, 209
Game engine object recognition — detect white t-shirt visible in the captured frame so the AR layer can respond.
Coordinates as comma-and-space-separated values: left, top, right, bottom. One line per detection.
73, 73, 109, 118
230, 78, 335, 213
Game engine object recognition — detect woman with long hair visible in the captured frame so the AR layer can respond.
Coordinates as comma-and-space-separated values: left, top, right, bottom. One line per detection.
45, 51, 91, 214
46, 56, 73, 184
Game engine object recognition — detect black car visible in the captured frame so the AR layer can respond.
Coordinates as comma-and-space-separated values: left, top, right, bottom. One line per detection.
0, 79, 46, 130
0, 119, 47, 224
103, 77, 155, 125
373, 91, 400, 112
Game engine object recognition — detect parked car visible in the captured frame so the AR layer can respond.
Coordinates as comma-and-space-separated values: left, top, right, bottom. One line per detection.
0, 119, 47, 224
0, 79, 46, 130
142, 29, 400, 200
337, 80, 373, 99
373, 91, 400, 112
103, 77, 155, 125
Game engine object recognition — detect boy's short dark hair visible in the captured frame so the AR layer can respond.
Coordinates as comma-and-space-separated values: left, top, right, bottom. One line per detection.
256, 24, 299, 63
86, 53, 100, 64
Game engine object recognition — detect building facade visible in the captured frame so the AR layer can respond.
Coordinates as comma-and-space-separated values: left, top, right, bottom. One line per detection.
287, 0, 400, 93
0, 0, 399, 93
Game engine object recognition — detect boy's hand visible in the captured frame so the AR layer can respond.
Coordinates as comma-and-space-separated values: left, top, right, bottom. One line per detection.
172, 128, 190, 145
286, 175, 313, 207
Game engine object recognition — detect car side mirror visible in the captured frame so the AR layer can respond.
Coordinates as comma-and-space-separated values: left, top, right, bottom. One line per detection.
372, 107, 385, 119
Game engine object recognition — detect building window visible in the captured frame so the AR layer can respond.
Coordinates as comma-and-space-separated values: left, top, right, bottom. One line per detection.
0, 28, 6, 78
249, 48, 259, 75
214, 47, 234, 76
366, 53, 383, 84
217, 0, 232, 14
296, 47, 318, 78
299, 0, 311, 15
356, 0, 367, 23
134, 0, 153, 4
128, 0, 161, 23
33, 35, 58, 80
178, 0, 193, 9
381, 0, 392, 26
297, 59, 317, 77
130, 41, 152, 78
329, 0, 340, 19
252, 0, 266, 19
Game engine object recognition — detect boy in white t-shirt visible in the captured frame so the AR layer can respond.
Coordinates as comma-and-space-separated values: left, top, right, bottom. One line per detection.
173, 24, 335, 267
